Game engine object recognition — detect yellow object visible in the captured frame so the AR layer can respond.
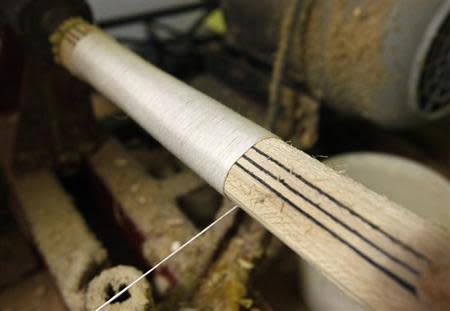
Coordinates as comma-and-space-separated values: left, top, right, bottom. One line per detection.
205, 9, 227, 34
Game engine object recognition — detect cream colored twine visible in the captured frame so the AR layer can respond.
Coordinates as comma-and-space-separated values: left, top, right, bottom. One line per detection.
66, 30, 274, 193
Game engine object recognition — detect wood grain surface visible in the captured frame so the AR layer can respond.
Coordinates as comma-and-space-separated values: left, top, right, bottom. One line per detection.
225, 138, 450, 310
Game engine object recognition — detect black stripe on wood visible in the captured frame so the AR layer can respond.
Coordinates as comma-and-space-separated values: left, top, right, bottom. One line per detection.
251, 146, 430, 264
235, 162, 418, 296
242, 154, 420, 276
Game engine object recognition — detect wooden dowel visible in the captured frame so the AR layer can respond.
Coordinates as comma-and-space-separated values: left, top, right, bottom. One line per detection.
225, 138, 450, 310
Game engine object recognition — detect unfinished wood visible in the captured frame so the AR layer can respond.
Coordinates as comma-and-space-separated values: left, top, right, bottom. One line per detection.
224, 138, 450, 311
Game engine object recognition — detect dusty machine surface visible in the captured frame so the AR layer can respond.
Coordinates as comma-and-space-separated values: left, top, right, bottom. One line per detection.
0, 0, 449, 310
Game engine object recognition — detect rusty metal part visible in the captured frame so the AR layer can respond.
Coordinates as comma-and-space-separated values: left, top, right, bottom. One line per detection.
89, 139, 236, 299
85, 265, 156, 311
9, 170, 108, 310
192, 218, 267, 311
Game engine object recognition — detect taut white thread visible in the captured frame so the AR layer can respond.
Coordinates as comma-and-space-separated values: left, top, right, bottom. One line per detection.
95, 205, 239, 311
68, 30, 274, 193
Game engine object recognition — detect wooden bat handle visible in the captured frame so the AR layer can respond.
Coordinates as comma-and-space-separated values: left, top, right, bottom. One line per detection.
224, 138, 450, 310
50, 19, 450, 310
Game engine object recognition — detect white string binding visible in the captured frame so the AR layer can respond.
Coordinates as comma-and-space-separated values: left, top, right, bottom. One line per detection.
68, 30, 275, 194
95, 205, 239, 311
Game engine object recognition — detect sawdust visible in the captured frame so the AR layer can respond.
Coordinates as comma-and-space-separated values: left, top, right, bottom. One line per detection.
90, 140, 236, 299
11, 170, 108, 310
85, 265, 155, 311
192, 219, 266, 311
302, 0, 395, 118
